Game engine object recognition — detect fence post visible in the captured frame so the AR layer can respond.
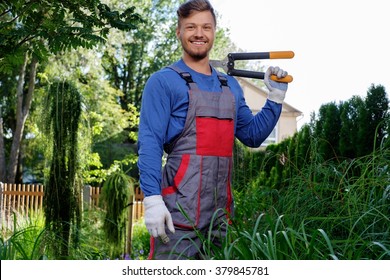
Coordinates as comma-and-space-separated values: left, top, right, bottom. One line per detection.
83, 185, 91, 207
0, 182, 3, 224
126, 193, 134, 256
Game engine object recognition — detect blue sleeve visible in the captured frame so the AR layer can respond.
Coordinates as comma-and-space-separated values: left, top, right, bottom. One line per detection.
137, 73, 171, 197
233, 82, 282, 147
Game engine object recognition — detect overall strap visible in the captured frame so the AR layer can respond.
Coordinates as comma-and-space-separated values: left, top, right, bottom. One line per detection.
167, 65, 231, 91
216, 73, 231, 94
166, 65, 199, 90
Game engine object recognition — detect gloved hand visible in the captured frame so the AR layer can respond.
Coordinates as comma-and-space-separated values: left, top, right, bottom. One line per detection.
143, 195, 175, 243
264, 66, 288, 104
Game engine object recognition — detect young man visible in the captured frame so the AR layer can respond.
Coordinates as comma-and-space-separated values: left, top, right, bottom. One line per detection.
137, 0, 288, 259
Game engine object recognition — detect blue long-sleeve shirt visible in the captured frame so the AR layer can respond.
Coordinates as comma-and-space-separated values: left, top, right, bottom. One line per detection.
137, 59, 282, 196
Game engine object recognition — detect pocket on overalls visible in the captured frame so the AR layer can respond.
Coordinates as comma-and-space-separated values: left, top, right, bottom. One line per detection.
162, 154, 202, 228
196, 117, 234, 157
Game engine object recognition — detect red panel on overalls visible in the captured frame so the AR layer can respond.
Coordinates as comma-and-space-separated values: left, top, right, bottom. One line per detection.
161, 66, 236, 230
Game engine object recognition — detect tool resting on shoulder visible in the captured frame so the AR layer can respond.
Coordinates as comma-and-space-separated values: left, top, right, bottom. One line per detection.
210, 51, 294, 83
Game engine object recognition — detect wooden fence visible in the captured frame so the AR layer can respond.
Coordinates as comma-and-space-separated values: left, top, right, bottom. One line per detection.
0, 182, 144, 228
82, 184, 145, 220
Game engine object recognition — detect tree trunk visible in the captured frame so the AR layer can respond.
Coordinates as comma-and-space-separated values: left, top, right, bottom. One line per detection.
0, 112, 6, 182
126, 195, 134, 256
7, 54, 38, 183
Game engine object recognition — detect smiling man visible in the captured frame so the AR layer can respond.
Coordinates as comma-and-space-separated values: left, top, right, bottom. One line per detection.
137, 0, 289, 260
176, 3, 215, 70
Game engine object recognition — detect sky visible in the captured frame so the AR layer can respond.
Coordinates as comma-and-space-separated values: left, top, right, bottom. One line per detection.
209, 0, 390, 128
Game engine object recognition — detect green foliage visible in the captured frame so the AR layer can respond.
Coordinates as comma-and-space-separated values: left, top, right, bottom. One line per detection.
226, 84, 390, 260
43, 80, 82, 258
130, 218, 150, 260
0, 211, 51, 260
357, 84, 389, 155
242, 84, 389, 200
1, 207, 151, 260
1, 0, 144, 185
38, 47, 137, 184
223, 213, 340, 260
312, 84, 389, 159
0, 0, 144, 71
76, 206, 117, 260
314, 102, 341, 159
99, 167, 134, 254
338, 96, 364, 158
189, 130, 388, 260
101, 0, 182, 110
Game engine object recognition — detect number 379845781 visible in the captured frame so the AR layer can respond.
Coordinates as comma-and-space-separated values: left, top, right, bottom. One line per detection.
215, 266, 269, 276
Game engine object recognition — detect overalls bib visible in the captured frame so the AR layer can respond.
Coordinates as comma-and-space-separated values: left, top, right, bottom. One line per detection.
161, 66, 236, 230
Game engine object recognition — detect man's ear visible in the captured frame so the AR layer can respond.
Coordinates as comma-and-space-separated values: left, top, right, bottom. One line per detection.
176, 26, 180, 39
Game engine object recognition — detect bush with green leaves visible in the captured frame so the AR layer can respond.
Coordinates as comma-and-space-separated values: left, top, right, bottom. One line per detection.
130, 218, 150, 260
0, 211, 49, 260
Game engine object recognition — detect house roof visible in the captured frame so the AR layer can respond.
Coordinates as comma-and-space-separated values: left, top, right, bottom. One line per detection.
236, 77, 303, 116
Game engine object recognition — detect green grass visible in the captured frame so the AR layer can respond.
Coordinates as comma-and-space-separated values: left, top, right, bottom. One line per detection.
0, 211, 50, 260
2, 141, 388, 260
0, 206, 150, 260
184, 139, 390, 260
227, 140, 390, 260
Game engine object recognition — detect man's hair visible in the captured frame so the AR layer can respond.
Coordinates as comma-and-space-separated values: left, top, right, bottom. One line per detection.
177, 0, 216, 26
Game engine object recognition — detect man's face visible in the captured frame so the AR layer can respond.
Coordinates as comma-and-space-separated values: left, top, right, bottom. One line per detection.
176, 10, 216, 61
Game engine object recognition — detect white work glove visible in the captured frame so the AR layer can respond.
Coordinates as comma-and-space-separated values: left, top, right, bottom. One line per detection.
264, 66, 288, 104
143, 195, 175, 243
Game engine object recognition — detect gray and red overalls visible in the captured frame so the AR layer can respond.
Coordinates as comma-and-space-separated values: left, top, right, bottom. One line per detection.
149, 66, 235, 259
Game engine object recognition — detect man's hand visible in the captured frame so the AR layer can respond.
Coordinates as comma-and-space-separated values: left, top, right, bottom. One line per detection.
265, 66, 288, 104
143, 195, 175, 243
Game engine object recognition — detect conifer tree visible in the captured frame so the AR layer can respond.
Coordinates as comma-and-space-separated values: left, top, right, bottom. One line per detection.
43, 81, 82, 258
357, 84, 389, 156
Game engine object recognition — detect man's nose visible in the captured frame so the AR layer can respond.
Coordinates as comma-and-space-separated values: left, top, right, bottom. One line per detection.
194, 26, 204, 37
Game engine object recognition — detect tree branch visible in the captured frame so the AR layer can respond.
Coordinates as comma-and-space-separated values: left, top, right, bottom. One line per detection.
0, 9, 12, 18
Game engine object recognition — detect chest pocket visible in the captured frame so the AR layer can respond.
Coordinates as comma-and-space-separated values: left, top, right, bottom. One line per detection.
194, 90, 235, 157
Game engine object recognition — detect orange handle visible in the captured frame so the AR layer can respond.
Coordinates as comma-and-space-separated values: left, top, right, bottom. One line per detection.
270, 51, 294, 82
270, 74, 293, 83
269, 51, 295, 59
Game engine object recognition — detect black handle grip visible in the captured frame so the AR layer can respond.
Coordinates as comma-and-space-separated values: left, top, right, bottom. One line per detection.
229, 52, 270, 61
228, 69, 265, 79
228, 69, 293, 82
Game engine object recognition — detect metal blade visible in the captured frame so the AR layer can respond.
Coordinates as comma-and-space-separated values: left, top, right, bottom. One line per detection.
209, 59, 229, 72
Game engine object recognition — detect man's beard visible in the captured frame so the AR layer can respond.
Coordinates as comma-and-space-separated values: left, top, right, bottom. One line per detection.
189, 52, 208, 60
183, 47, 209, 60
181, 39, 212, 60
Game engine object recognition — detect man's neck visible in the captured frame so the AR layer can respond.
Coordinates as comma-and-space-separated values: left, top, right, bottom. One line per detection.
182, 55, 211, 75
